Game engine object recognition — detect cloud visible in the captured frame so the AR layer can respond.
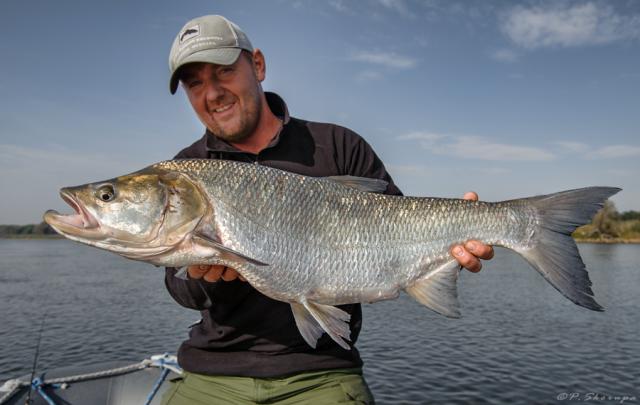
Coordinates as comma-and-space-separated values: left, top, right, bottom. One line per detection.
553, 141, 640, 159
491, 48, 518, 63
0, 143, 148, 185
554, 141, 590, 153
607, 168, 632, 177
501, 2, 640, 48
396, 131, 445, 142
385, 163, 430, 176
355, 70, 383, 83
329, 0, 349, 13
350, 51, 418, 69
397, 132, 555, 161
477, 167, 511, 175
377, 0, 412, 17
439, 136, 555, 161
588, 144, 640, 159
0, 143, 100, 170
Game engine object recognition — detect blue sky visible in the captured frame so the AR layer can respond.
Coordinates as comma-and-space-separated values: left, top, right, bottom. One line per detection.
1, 0, 638, 224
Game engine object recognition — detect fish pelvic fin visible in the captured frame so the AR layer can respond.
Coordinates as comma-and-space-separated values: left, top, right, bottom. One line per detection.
517, 186, 621, 311
405, 260, 461, 318
290, 300, 351, 350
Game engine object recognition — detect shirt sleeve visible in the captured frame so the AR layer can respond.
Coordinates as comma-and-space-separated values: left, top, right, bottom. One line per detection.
341, 128, 403, 196
164, 267, 213, 310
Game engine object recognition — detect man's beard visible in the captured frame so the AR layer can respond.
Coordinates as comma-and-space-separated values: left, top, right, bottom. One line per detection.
210, 91, 262, 143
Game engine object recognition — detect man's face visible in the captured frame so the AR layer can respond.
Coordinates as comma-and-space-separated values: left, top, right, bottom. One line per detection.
180, 51, 264, 143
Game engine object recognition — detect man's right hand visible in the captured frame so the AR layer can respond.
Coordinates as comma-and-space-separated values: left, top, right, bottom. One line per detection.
187, 265, 246, 282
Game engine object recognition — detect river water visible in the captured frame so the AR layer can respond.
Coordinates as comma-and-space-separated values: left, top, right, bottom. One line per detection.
0, 240, 638, 404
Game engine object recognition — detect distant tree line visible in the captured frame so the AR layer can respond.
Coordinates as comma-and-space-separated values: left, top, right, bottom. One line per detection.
617, 210, 640, 221
1, 206, 638, 239
573, 202, 640, 240
0, 222, 57, 236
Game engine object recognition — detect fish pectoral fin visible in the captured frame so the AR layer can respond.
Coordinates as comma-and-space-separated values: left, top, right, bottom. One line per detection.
405, 260, 462, 318
291, 300, 352, 350
192, 233, 269, 267
325, 175, 388, 193
173, 267, 189, 280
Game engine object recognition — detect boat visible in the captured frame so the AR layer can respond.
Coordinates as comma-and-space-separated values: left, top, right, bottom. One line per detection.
0, 353, 181, 405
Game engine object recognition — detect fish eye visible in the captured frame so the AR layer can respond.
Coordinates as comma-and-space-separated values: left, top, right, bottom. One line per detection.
96, 184, 116, 202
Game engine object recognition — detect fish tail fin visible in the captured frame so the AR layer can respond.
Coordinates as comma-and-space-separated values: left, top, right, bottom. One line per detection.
515, 186, 621, 311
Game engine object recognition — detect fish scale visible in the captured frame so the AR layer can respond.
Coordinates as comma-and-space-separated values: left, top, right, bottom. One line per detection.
155, 161, 561, 298
45, 158, 620, 350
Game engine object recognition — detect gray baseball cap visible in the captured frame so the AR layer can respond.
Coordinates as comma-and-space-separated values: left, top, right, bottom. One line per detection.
168, 15, 253, 94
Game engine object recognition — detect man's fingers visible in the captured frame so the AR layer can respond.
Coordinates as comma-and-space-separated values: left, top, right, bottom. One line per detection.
203, 265, 225, 282
220, 267, 240, 281
187, 264, 212, 279
463, 191, 478, 201
451, 245, 482, 273
187, 265, 246, 282
465, 240, 494, 260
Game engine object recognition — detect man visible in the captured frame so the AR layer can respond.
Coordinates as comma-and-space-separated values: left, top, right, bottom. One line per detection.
162, 15, 493, 404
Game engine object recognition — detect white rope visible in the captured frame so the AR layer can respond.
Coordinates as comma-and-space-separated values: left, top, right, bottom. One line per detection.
0, 354, 181, 404
0, 379, 26, 403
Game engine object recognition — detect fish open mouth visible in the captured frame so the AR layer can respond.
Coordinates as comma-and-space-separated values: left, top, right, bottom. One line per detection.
44, 190, 100, 232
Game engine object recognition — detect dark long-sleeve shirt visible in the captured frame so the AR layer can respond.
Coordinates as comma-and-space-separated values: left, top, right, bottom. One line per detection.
165, 92, 401, 377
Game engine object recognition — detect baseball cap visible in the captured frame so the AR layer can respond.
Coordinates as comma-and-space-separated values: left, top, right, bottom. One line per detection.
168, 15, 254, 94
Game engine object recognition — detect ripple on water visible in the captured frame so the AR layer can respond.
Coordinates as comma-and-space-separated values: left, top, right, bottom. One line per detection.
0, 242, 638, 403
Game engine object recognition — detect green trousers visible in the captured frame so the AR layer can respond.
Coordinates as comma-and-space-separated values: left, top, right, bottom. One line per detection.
161, 368, 375, 405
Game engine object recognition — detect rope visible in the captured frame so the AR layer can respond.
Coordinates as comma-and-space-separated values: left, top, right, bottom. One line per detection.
0, 354, 182, 404
43, 359, 151, 385
0, 379, 25, 404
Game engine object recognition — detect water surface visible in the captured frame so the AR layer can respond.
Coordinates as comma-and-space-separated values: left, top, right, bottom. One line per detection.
0, 240, 638, 404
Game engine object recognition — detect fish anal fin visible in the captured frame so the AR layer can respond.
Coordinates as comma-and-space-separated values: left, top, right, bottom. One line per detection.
290, 302, 325, 349
405, 260, 461, 318
192, 233, 269, 267
291, 300, 352, 350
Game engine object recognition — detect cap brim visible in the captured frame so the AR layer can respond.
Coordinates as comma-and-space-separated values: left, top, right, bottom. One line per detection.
169, 48, 242, 94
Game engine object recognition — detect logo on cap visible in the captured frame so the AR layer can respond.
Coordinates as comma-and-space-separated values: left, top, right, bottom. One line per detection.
180, 25, 200, 43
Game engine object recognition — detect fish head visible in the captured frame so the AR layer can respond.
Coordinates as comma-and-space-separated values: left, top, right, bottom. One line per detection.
44, 168, 208, 261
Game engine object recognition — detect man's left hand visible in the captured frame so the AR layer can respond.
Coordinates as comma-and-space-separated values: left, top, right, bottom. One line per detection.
450, 191, 494, 273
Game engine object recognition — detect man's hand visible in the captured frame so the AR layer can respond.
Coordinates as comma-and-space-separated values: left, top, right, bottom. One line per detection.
450, 191, 494, 273
187, 265, 246, 282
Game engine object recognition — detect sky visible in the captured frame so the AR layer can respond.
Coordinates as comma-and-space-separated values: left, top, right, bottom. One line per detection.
0, 0, 638, 224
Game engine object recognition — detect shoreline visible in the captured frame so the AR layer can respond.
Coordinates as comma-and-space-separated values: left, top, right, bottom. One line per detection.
0, 235, 63, 240
575, 238, 640, 244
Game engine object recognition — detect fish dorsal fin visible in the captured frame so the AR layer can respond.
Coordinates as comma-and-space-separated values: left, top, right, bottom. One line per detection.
405, 260, 462, 318
290, 300, 351, 350
326, 176, 388, 193
192, 233, 269, 267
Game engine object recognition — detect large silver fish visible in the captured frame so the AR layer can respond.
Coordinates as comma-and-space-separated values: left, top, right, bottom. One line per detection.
44, 159, 620, 349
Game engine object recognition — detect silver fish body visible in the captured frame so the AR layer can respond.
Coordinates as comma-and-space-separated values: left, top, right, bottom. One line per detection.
44, 159, 620, 349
